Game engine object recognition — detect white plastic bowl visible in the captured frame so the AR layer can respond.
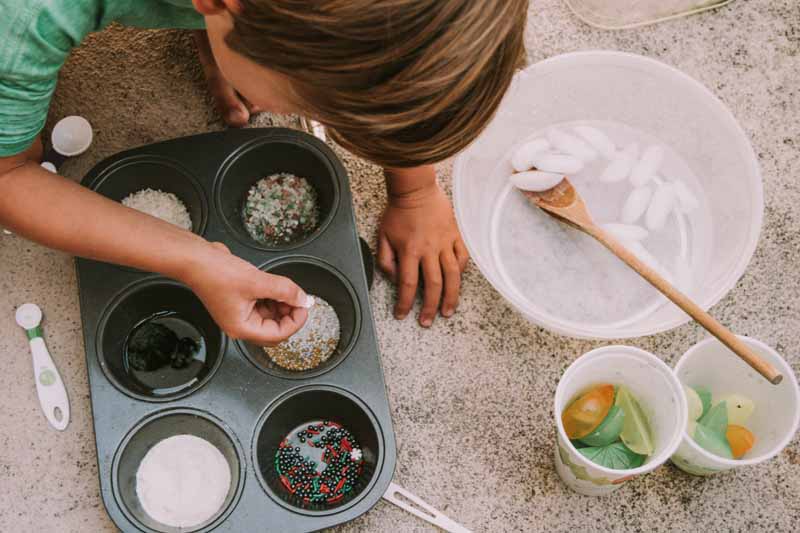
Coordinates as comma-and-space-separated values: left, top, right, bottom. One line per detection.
453, 51, 763, 339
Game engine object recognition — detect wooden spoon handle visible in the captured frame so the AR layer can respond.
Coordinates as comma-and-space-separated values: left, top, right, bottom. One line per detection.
590, 226, 783, 385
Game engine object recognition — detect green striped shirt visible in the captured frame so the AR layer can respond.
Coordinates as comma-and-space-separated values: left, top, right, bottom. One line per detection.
0, 0, 204, 156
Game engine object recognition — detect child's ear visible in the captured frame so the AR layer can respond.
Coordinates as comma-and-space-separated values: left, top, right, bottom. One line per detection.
192, 0, 243, 16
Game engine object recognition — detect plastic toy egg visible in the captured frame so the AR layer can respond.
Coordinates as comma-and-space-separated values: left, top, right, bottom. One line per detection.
562, 384, 615, 440
684, 385, 703, 421
726, 425, 755, 459
717, 394, 755, 426
579, 405, 625, 447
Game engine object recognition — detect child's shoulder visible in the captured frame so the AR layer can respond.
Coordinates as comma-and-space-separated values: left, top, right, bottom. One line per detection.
0, 0, 203, 70
0, 0, 202, 158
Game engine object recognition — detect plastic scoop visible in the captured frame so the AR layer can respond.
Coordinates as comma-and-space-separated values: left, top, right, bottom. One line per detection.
15, 303, 70, 430
382, 482, 472, 532
51, 115, 93, 156
519, 178, 783, 385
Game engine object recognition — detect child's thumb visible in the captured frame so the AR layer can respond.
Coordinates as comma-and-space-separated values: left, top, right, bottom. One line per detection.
256, 272, 312, 308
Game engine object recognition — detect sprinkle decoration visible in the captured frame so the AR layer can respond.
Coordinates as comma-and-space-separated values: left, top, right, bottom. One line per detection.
275, 421, 365, 504
263, 297, 340, 371
243, 173, 319, 246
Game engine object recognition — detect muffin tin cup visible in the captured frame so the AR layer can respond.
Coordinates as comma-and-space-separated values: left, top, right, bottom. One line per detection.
237, 257, 361, 380
253, 386, 383, 515
215, 135, 340, 251
112, 409, 245, 533
89, 154, 209, 237
76, 128, 396, 533
96, 278, 226, 402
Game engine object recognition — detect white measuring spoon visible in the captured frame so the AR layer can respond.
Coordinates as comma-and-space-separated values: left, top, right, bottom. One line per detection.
383, 482, 472, 533
15, 304, 70, 431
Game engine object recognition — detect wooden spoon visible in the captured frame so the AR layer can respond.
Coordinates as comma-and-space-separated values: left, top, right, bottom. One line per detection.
521, 178, 782, 385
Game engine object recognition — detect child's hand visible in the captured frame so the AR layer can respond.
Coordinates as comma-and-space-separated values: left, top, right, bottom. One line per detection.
181, 242, 310, 346
378, 179, 469, 327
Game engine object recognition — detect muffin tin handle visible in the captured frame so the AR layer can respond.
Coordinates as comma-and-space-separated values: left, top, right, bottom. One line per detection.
382, 482, 472, 533
299, 118, 327, 142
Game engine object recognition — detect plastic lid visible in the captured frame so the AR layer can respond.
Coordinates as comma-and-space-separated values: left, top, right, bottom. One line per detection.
51, 115, 93, 156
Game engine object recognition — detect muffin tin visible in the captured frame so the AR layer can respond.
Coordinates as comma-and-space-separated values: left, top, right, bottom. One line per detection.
75, 128, 396, 532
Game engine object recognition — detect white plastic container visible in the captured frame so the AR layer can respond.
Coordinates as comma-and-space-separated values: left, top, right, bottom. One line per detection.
51, 115, 93, 156
564, 0, 733, 30
671, 336, 800, 476
553, 346, 687, 496
452, 51, 763, 339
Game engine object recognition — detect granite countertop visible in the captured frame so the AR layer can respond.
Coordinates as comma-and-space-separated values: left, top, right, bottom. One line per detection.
1, 1, 798, 531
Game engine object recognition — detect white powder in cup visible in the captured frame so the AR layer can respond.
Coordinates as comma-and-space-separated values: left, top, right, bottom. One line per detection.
136, 434, 231, 528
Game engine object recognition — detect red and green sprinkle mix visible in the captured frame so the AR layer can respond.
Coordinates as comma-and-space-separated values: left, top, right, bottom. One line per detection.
243, 173, 319, 245
275, 421, 365, 505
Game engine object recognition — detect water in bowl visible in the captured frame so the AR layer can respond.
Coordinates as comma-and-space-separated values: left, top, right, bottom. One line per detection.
491, 119, 713, 329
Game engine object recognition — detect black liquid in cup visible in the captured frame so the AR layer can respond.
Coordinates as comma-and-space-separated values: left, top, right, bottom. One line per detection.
113, 410, 244, 533
254, 387, 382, 514
215, 136, 339, 250
237, 258, 360, 379
97, 280, 225, 401
90, 155, 208, 236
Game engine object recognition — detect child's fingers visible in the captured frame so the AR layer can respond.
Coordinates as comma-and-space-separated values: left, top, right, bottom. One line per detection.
238, 311, 303, 347
252, 271, 308, 308
240, 93, 263, 114
440, 251, 462, 318
419, 255, 443, 327
276, 302, 295, 316
454, 239, 470, 272
254, 300, 278, 320
289, 306, 309, 330
377, 234, 398, 281
207, 73, 250, 127
394, 254, 419, 320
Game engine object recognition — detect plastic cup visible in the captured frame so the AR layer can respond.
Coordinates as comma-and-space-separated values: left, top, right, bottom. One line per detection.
51, 115, 93, 156
554, 345, 687, 496
671, 336, 800, 476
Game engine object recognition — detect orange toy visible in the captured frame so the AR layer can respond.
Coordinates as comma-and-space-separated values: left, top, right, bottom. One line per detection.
562, 384, 615, 439
726, 425, 755, 459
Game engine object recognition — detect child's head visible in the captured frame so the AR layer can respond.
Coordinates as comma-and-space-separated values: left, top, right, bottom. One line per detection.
198, 0, 528, 168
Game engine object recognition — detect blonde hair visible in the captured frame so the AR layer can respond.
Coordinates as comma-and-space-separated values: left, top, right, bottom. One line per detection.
227, 1, 528, 168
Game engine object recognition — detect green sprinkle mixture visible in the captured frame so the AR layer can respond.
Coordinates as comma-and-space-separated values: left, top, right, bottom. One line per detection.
243, 173, 320, 245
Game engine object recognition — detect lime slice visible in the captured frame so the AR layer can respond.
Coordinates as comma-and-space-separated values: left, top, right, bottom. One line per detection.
615, 386, 655, 456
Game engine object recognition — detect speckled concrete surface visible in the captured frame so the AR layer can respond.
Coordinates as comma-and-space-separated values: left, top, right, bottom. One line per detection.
1, 1, 799, 532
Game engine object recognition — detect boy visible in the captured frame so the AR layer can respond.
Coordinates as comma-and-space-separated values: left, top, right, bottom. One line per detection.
0, 0, 527, 344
